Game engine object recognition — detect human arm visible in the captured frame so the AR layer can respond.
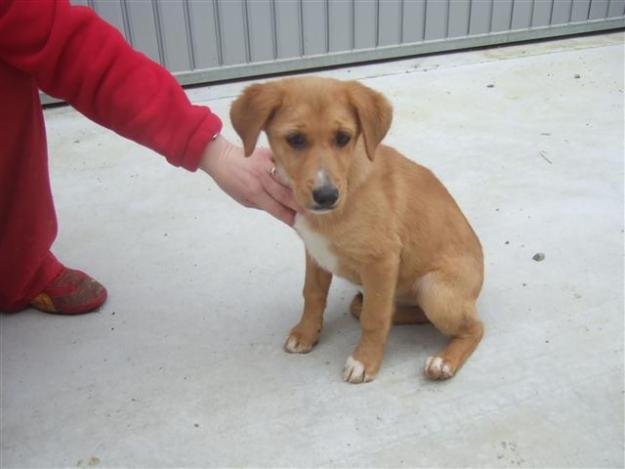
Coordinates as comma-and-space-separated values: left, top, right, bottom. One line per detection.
0, 0, 297, 223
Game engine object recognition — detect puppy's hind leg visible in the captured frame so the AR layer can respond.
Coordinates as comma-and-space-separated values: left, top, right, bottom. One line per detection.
417, 274, 484, 380
349, 292, 363, 319
350, 293, 429, 325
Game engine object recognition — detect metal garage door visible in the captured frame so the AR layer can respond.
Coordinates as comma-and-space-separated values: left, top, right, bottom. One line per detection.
71, 0, 625, 85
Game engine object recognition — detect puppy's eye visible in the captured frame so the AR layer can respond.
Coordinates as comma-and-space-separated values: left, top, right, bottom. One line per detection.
286, 133, 306, 149
335, 131, 351, 147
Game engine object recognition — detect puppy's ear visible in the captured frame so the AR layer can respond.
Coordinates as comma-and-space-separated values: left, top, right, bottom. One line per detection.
346, 81, 393, 161
230, 82, 282, 156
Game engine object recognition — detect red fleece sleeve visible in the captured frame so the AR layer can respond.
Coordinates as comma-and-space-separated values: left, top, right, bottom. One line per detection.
0, 0, 221, 171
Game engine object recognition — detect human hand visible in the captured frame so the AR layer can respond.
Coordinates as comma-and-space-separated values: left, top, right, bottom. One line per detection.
199, 135, 299, 225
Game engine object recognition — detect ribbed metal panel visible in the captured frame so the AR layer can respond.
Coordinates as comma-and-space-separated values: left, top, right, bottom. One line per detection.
59, 0, 624, 90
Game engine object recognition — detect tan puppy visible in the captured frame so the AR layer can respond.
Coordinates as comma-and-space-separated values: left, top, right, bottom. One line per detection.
231, 77, 484, 384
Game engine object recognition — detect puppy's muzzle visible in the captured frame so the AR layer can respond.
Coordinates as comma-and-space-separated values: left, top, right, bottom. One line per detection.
312, 184, 339, 210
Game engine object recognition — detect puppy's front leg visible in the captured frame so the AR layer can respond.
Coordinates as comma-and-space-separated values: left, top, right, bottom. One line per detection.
284, 253, 332, 353
343, 257, 399, 383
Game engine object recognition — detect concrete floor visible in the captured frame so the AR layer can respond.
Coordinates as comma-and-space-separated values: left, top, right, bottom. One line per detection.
1, 32, 623, 468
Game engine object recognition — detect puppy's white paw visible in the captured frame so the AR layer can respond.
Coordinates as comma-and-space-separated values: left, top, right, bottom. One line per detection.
343, 356, 373, 384
424, 356, 454, 380
284, 334, 314, 354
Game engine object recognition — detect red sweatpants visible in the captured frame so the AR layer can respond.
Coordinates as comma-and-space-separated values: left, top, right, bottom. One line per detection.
0, 61, 63, 311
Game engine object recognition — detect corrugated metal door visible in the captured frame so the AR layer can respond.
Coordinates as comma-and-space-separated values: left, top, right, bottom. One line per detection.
70, 0, 625, 85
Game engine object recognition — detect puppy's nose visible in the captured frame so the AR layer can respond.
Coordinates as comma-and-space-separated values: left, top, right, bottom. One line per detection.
312, 185, 339, 208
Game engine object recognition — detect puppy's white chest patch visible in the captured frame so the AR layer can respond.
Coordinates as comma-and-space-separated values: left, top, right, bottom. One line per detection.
293, 214, 339, 274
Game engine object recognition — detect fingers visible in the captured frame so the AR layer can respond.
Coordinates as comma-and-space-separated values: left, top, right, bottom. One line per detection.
246, 147, 299, 224
252, 147, 300, 213
254, 191, 296, 226
260, 170, 300, 212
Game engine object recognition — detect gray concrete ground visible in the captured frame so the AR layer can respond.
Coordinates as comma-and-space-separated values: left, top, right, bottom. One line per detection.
1, 32, 623, 468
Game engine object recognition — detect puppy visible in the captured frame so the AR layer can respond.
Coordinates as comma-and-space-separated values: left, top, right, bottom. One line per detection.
230, 77, 484, 384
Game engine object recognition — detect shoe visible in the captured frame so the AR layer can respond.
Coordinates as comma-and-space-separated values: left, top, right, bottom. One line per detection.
30, 267, 107, 314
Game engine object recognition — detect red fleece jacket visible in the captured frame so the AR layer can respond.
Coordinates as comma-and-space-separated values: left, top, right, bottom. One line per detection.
0, 0, 222, 170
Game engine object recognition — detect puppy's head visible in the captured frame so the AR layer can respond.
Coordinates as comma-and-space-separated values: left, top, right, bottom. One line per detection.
230, 77, 392, 214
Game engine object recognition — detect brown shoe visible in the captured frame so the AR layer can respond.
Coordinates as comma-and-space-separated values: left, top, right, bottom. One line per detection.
30, 267, 107, 314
